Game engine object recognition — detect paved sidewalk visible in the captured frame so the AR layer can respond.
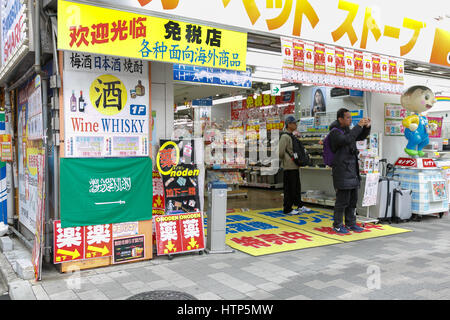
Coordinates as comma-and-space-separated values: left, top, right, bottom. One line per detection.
3, 214, 450, 300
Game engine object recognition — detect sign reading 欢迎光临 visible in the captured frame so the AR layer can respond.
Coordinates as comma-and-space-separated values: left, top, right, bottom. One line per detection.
60, 157, 153, 228
57, 0, 247, 71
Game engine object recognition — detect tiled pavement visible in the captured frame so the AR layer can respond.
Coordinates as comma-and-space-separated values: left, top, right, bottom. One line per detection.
5, 213, 450, 300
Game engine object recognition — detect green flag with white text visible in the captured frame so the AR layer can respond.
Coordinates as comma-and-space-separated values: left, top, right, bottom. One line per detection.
60, 157, 152, 228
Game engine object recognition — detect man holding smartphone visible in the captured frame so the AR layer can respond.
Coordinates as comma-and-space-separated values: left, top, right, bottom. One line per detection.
328, 108, 371, 234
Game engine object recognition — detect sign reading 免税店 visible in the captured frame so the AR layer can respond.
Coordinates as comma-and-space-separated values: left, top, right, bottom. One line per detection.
57, 0, 247, 71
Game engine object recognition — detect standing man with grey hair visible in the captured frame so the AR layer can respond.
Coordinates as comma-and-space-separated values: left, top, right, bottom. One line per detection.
279, 116, 311, 215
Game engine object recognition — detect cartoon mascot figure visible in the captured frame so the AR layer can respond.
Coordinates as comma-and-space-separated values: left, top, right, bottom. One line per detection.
401, 86, 437, 157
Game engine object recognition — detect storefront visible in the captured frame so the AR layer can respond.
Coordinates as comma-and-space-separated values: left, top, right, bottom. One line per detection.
1, 0, 449, 279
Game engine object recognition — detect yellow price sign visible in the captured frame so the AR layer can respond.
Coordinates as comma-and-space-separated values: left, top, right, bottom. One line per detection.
58, 0, 247, 71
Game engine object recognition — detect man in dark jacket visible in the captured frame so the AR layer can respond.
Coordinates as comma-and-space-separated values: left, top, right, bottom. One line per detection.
329, 108, 371, 234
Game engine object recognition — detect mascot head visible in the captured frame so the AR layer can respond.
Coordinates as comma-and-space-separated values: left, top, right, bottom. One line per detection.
400, 85, 436, 114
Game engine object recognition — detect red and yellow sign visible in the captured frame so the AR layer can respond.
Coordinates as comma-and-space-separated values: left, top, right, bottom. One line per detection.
57, 0, 247, 71
154, 212, 205, 255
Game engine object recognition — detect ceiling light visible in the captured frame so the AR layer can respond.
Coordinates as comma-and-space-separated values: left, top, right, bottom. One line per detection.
413, 67, 430, 71
212, 95, 244, 105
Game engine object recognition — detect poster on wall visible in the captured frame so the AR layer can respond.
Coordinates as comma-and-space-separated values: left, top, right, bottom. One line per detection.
113, 235, 145, 264
63, 52, 150, 158
427, 117, 443, 138
311, 87, 327, 117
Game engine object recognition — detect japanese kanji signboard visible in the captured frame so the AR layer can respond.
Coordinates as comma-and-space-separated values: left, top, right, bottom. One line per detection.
54, 220, 85, 264
54, 221, 114, 263
152, 171, 165, 215
57, 0, 247, 71
60, 157, 152, 228
63, 52, 150, 158
154, 212, 205, 255
89, 0, 449, 68
113, 235, 145, 264
157, 140, 200, 213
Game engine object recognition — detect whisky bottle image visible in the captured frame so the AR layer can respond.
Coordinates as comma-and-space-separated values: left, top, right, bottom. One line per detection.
135, 80, 145, 96
70, 91, 77, 112
78, 91, 85, 112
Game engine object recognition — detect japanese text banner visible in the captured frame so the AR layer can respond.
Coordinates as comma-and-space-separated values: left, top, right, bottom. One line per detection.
57, 0, 247, 71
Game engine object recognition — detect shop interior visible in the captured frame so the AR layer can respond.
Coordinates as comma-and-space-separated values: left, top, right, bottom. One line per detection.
172, 78, 369, 212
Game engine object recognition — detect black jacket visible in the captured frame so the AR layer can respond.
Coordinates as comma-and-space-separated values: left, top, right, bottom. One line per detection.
329, 120, 371, 190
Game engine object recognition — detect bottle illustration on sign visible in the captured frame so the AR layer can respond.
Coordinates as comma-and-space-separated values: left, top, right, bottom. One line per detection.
135, 80, 145, 96
70, 91, 77, 112
79, 91, 85, 112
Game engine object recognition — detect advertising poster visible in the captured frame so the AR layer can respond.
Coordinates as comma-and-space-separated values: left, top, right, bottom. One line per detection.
304, 41, 315, 73
154, 212, 205, 256
112, 222, 139, 238
384, 103, 411, 136
380, 56, 389, 82
335, 47, 345, 78
363, 173, 380, 207
60, 157, 153, 228
157, 139, 200, 214
311, 87, 327, 117
293, 40, 304, 72
389, 59, 398, 83
63, 52, 150, 158
344, 48, 354, 79
325, 45, 336, 76
354, 51, 364, 79
113, 235, 145, 264
430, 181, 447, 201
152, 171, 165, 215
18, 76, 46, 234
427, 117, 443, 138
372, 55, 381, 81
53, 220, 85, 264
84, 224, 113, 259
314, 43, 325, 74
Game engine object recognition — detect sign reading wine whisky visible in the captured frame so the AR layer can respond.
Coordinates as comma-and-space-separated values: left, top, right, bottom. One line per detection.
63, 52, 150, 158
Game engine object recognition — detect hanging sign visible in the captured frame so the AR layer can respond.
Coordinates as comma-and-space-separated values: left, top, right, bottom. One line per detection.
57, 0, 247, 71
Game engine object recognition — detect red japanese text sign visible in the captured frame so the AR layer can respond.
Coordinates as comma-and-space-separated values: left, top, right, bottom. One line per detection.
53, 221, 113, 263
154, 212, 205, 255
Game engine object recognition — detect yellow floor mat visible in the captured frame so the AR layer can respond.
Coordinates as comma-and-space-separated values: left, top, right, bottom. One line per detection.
247, 208, 412, 242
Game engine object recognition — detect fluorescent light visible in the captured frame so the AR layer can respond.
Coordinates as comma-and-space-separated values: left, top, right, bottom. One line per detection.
413, 67, 430, 71
213, 95, 244, 105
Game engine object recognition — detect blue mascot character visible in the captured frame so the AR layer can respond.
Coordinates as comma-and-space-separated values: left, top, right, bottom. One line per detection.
401, 86, 437, 157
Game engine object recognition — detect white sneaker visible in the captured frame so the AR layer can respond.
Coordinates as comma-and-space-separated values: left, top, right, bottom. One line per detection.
298, 206, 312, 213
286, 209, 299, 215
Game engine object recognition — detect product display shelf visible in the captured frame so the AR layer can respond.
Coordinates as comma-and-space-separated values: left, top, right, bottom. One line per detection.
298, 132, 326, 166
205, 166, 248, 199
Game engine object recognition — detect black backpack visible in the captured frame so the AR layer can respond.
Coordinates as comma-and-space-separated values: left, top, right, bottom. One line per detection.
281, 132, 310, 167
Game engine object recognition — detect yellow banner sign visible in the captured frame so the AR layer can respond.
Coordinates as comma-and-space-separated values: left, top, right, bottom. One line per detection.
57, 0, 247, 71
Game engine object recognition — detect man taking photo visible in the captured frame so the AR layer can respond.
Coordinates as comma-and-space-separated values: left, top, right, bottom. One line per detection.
329, 108, 371, 233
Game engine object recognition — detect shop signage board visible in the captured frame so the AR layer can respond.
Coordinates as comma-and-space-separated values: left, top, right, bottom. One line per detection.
173, 64, 252, 88
113, 235, 145, 264
60, 157, 153, 228
0, 0, 29, 76
384, 103, 412, 136
57, 0, 247, 71
154, 212, 205, 256
152, 171, 165, 216
112, 222, 139, 238
157, 139, 200, 214
231, 91, 295, 120
89, 0, 450, 68
63, 52, 150, 158
281, 37, 405, 94
395, 158, 437, 169
0, 134, 12, 161
54, 220, 114, 263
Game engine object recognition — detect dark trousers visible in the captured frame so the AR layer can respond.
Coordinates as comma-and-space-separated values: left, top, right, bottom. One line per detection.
333, 188, 358, 228
283, 169, 302, 213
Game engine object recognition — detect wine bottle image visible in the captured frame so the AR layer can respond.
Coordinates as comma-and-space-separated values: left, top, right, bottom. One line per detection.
135, 80, 145, 96
70, 90, 77, 112
78, 90, 85, 112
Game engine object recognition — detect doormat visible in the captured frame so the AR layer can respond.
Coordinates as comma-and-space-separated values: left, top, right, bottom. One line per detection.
205, 211, 341, 256
247, 208, 412, 242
